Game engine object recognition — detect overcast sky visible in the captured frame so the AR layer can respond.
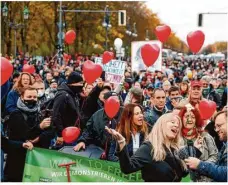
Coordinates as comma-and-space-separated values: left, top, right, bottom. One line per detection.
146, 0, 228, 46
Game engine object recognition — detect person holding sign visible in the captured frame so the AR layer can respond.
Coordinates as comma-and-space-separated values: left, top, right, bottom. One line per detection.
105, 113, 188, 182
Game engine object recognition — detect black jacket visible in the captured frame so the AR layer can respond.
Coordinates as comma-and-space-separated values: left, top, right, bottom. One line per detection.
207, 88, 221, 109
52, 83, 81, 137
77, 107, 123, 151
4, 110, 53, 182
81, 85, 103, 126
117, 142, 187, 182
108, 132, 145, 162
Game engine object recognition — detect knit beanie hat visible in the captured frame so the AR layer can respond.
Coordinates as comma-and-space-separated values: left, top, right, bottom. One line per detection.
67, 72, 83, 84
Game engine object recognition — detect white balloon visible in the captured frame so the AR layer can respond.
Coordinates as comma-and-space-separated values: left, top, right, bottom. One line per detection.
114, 38, 123, 50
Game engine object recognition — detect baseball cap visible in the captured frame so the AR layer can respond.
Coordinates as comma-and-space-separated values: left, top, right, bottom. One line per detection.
147, 84, 154, 90
191, 80, 203, 87
104, 91, 118, 100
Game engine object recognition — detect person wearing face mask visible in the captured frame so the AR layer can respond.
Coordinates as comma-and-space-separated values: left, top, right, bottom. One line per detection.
4, 87, 53, 182
32, 80, 47, 106
45, 79, 58, 100
52, 71, 84, 146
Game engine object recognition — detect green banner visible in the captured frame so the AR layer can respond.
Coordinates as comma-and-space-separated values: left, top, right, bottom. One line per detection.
22, 147, 142, 182
23, 147, 191, 182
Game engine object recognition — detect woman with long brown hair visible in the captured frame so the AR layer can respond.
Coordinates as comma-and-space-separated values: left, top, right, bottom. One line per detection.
108, 104, 148, 161
5, 72, 33, 113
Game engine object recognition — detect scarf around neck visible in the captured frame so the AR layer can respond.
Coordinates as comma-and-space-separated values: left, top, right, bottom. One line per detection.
17, 98, 39, 113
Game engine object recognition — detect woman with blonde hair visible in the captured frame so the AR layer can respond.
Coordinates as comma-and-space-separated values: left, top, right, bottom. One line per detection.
5, 72, 33, 113
106, 113, 188, 182
108, 104, 148, 161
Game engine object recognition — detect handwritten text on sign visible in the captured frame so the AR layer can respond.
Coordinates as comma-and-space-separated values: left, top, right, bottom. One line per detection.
95, 57, 126, 84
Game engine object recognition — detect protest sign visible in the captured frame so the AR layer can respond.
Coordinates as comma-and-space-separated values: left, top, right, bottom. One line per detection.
95, 57, 126, 84
131, 40, 162, 73
23, 147, 142, 182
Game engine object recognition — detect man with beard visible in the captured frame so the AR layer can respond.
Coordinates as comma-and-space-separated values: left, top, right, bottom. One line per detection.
45, 79, 58, 100
185, 111, 227, 182
52, 72, 84, 146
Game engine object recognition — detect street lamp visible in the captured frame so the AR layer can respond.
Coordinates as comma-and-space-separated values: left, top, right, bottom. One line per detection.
23, 6, 29, 20
102, 5, 111, 50
125, 17, 137, 57
2, 3, 8, 17
1, 3, 29, 57
145, 29, 150, 41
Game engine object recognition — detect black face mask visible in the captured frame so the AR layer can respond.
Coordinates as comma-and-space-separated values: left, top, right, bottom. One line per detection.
24, 100, 37, 109
69, 85, 83, 94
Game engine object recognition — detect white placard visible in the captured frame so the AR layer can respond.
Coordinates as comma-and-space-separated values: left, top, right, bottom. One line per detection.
131, 40, 162, 73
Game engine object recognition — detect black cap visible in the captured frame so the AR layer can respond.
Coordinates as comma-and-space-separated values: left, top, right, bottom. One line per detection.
50, 79, 57, 84
104, 91, 118, 100
67, 72, 83, 84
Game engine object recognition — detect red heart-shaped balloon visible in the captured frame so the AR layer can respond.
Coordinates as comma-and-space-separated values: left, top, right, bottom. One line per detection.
155, 25, 171, 43
187, 30, 205, 53
83, 60, 102, 84
141, 44, 160, 67
102, 51, 114, 64
104, 97, 120, 119
23, 64, 35, 74
199, 100, 216, 120
62, 127, 81, 143
65, 30, 76, 45
1, 57, 13, 85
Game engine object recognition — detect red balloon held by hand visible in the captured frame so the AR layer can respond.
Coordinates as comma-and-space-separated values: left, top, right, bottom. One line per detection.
141, 44, 160, 67
187, 30, 205, 53
104, 97, 120, 119
199, 100, 216, 120
65, 30, 76, 45
83, 60, 102, 84
102, 51, 114, 64
62, 127, 81, 143
155, 25, 171, 43
23, 64, 35, 74
1, 57, 13, 85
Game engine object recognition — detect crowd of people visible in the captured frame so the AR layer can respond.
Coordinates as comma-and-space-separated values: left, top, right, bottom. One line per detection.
1, 53, 227, 182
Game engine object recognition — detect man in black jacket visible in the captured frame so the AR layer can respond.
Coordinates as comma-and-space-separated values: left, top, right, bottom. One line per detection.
52, 71, 83, 146
73, 92, 123, 159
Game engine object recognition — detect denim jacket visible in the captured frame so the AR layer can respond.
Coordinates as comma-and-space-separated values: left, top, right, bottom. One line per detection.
197, 142, 227, 182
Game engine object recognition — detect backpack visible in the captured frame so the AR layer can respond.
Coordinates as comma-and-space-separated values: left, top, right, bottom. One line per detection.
40, 92, 61, 119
